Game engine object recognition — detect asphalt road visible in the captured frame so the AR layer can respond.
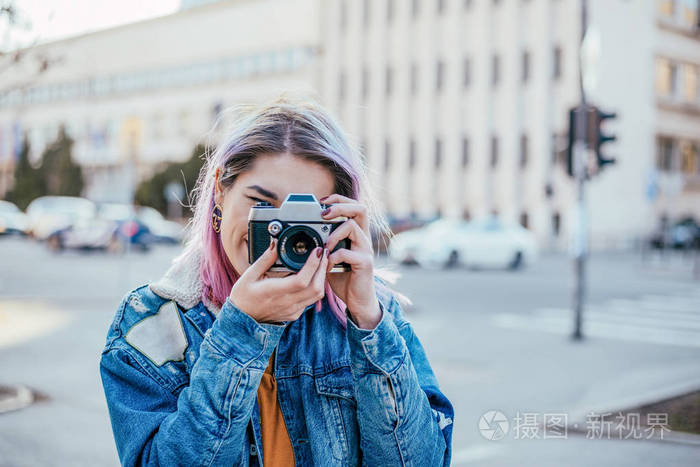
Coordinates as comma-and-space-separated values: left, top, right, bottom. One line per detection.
1, 236, 699, 466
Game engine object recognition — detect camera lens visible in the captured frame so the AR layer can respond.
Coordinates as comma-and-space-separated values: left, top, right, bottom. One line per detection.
278, 225, 322, 271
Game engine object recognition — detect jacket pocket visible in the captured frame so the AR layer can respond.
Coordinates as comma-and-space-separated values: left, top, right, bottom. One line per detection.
314, 366, 361, 466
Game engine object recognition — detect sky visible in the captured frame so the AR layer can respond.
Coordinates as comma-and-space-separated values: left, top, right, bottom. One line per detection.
3, 0, 180, 50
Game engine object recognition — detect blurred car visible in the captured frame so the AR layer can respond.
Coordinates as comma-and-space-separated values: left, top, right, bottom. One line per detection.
136, 206, 184, 244
26, 196, 97, 240
389, 217, 537, 270
0, 200, 30, 235
648, 217, 700, 250
47, 206, 151, 253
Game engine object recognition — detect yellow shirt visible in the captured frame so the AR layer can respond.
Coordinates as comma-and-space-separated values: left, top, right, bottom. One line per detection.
256, 351, 295, 466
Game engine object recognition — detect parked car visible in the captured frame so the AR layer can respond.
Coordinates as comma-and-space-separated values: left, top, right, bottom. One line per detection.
136, 206, 184, 244
0, 200, 29, 235
648, 217, 700, 250
26, 196, 97, 240
47, 213, 151, 253
389, 217, 537, 270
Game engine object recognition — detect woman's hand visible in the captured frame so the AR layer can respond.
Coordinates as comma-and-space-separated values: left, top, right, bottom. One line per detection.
229, 238, 328, 324
320, 194, 382, 330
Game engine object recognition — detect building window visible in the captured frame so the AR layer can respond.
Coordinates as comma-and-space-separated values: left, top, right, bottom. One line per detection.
519, 211, 529, 229
384, 139, 392, 170
683, 63, 698, 102
409, 138, 417, 169
552, 212, 561, 237
521, 50, 530, 83
656, 136, 675, 171
553, 46, 562, 80
656, 58, 677, 97
362, 66, 369, 100
463, 57, 472, 88
363, 0, 371, 28
412, 0, 420, 18
410, 63, 419, 95
436, 60, 445, 92
681, 141, 698, 174
658, 0, 675, 17
490, 135, 499, 168
338, 70, 346, 101
491, 54, 500, 86
520, 134, 529, 168
340, 0, 347, 31
385, 66, 393, 97
435, 138, 442, 168
461, 136, 469, 168
437, 0, 446, 14
387, 0, 394, 23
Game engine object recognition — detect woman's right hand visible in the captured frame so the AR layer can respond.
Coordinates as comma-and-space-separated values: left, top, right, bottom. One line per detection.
229, 238, 329, 324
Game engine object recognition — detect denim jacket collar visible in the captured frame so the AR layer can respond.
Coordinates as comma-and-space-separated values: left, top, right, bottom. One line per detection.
149, 246, 221, 316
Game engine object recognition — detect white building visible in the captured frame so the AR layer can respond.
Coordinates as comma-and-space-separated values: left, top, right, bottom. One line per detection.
0, 0, 320, 203
1, 0, 698, 250
320, 0, 700, 249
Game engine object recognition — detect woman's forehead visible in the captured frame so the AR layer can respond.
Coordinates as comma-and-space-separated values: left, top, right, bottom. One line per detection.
237, 153, 334, 197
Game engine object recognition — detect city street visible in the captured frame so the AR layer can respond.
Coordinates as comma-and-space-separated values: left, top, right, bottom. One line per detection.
1, 236, 699, 466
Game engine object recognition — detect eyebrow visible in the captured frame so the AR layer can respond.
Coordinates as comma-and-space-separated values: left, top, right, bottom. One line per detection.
246, 185, 278, 200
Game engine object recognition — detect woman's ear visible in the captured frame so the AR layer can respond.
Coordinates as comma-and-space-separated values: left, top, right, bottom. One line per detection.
214, 168, 224, 205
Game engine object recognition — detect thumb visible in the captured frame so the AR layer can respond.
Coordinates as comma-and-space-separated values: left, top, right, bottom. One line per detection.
245, 238, 278, 280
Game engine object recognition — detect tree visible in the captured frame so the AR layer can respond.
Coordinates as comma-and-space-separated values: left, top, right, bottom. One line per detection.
135, 143, 206, 216
41, 125, 83, 196
6, 135, 44, 210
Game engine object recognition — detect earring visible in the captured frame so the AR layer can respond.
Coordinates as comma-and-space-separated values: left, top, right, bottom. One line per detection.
212, 204, 223, 233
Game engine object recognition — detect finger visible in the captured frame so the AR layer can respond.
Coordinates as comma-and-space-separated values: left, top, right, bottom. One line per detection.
327, 248, 372, 273
324, 219, 370, 254
321, 202, 369, 235
290, 246, 324, 289
319, 193, 356, 205
245, 238, 279, 280
286, 248, 328, 305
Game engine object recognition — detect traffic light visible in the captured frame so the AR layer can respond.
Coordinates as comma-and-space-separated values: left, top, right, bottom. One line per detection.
566, 105, 618, 178
590, 107, 617, 169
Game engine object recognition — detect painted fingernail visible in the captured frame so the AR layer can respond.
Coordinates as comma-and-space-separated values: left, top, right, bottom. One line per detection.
319, 196, 328, 202
324, 248, 329, 258
321, 207, 331, 216
316, 247, 322, 258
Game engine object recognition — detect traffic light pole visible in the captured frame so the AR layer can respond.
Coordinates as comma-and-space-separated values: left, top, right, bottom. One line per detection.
572, 0, 589, 341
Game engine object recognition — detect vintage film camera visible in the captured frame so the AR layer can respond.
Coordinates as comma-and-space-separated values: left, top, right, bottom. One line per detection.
248, 193, 351, 272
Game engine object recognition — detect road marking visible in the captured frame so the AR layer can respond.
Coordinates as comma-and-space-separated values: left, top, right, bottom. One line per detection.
492, 291, 700, 348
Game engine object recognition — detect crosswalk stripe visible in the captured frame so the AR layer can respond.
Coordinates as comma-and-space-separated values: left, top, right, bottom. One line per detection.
492, 292, 700, 348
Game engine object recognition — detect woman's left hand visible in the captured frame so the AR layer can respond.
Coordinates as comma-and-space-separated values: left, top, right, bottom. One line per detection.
320, 194, 382, 330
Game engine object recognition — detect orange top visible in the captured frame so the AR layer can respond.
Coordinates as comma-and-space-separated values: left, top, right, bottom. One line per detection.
256, 351, 295, 466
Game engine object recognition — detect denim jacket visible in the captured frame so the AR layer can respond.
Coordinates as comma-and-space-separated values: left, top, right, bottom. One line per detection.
100, 249, 454, 466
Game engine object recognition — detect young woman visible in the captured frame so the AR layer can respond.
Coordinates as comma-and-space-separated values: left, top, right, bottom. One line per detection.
100, 99, 454, 466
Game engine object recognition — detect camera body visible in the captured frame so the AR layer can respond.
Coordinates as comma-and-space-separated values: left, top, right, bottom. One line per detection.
248, 193, 351, 272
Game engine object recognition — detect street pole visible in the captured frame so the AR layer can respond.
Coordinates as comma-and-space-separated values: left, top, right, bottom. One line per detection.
572, 0, 588, 340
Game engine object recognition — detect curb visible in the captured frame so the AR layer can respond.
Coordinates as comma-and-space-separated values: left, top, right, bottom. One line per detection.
565, 377, 700, 446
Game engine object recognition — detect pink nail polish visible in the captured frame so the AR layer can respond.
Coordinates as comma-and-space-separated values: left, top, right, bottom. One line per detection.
324, 248, 329, 258
321, 207, 331, 216
316, 247, 322, 258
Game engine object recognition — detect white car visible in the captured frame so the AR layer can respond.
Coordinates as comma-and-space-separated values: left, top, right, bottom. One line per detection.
389, 218, 537, 270
26, 196, 97, 240
0, 200, 30, 235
